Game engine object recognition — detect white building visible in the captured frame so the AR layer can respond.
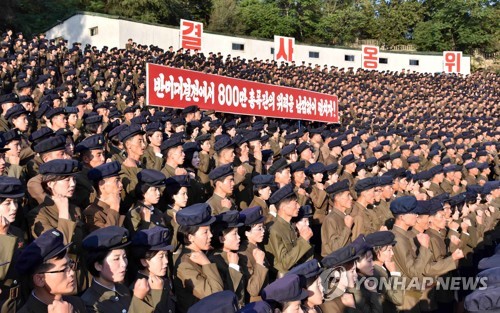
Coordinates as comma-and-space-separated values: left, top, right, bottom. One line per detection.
45, 12, 470, 75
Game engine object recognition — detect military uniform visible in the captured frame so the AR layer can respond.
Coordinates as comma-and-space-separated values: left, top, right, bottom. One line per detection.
372, 263, 403, 312
129, 272, 175, 313
0, 226, 25, 313
206, 193, 233, 216
238, 241, 269, 303
72, 166, 97, 210
208, 251, 245, 307
428, 182, 445, 197
124, 202, 167, 234
18, 294, 87, 313
351, 201, 378, 240
119, 165, 142, 214
249, 196, 274, 226
83, 199, 122, 233
321, 207, 352, 256
142, 146, 163, 171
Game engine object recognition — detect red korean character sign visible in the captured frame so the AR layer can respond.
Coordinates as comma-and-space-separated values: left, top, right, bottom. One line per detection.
180, 19, 203, 50
274, 36, 295, 63
361, 45, 379, 70
443, 51, 462, 74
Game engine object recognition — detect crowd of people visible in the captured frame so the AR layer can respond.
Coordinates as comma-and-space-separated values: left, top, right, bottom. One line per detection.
0, 28, 499, 313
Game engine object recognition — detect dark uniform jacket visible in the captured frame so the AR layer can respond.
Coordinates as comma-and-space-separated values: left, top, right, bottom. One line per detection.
0, 226, 26, 313
83, 198, 121, 233
129, 272, 175, 313
321, 207, 352, 256
18, 293, 86, 313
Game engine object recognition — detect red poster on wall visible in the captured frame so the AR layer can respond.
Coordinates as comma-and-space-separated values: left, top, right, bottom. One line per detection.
362, 45, 379, 70
443, 51, 462, 73
147, 63, 339, 123
180, 19, 203, 50
274, 36, 295, 62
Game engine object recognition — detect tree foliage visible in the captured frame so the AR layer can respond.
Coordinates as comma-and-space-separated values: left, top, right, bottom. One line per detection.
1, 0, 497, 54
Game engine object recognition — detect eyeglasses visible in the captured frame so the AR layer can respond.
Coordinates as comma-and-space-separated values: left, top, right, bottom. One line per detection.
40, 260, 76, 274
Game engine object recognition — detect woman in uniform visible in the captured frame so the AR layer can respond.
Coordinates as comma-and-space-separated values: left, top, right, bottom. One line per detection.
163, 175, 189, 254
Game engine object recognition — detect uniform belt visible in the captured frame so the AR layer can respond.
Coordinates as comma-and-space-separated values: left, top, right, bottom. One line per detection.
0, 282, 19, 300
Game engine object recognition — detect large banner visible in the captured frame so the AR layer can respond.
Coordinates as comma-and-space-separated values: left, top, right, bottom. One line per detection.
274, 36, 295, 63
147, 63, 338, 123
443, 51, 462, 73
361, 45, 379, 70
180, 19, 203, 50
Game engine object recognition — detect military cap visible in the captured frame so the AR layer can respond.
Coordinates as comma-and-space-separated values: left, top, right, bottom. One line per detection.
237, 301, 272, 313
39, 159, 80, 176
108, 123, 128, 139
414, 199, 441, 215
465, 162, 478, 170
124, 107, 137, 116
443, 164, 461, 173
477, 162, 489, 171
325, 163, 338, 174
341, 154, 356, 166
209, 164, 233, 181
187, 290, 239, 313
0, 93, 19, 105
64, 107, 78, 115
483, 181, 500, 194
130, 116, 148, 125
342, 140, 359, 151
325, 179, 350, 196
183, 142, 200, 154
137, 169, 167, 187
195, 133, 211, 143
18, 95, 34, 104
372, 145, 383, 153
2, 129, 21, 143
268, 158, 289, 175
215, 210, 244, 228
83, 226, 131, 251
165, 175, 191, 189
364, 157, 378, 167
449, 193, 467, 207
376, 175, 393, 187
284, 132, 299, 140
351, 234, 372, 256
261, 274, 308, 303
321, 244, 359, 268
289, 161, 306, 173
145, 122, 164, 133
308, 162, 326, 174
18, 81, 31, 91
390, 152, 402, 160
365, 231, 396, 248
296, 142, 311, 155
29, 127, 54, 144
428, 150, 440, 159
34, 135, 67, 154
477, 254, 500, 271
366, 136, 376, 143
427, 165, 443, 177
380, 140, 390, 146
118, 124, 145, 142
132, 226, 173, 251
108, 109, 122, 119
390, 196, 419, 215
160, 136, 183, 152
87, 161, 121, 181
293, 205, 313, 222
16, 229, 72, 274
328, 137, 343, 149
355, 177, 376, 193
281, 144, 296, 157
251, 175, 274, 187
269, 184, 295, 204
0, 176, 25, 198
182, 105, 199, 115
476, 150, 488, 157
45, 107, 66, 119
4, 104, 28, 120
75, 134, 105, 153
176, 203, 216, 227
400, 144, 410, 151
214, 135, 235, 152
287, 259, 323, 280
240, 206, 265, 225
464, 268, 500, 312
84, 114, 103, 125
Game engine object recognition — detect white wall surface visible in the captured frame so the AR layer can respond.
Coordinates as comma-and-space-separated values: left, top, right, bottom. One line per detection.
45, 12, 471, 75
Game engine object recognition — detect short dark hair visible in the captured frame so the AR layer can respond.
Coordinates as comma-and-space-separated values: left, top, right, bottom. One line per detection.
177, 225, 201, 246
85, 249, 111, 277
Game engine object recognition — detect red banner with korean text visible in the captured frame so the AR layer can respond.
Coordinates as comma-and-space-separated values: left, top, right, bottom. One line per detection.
147, 63, 339, 123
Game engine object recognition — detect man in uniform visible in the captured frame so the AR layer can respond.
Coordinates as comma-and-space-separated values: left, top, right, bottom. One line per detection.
160, 136, 185, 178
464, 162, 479, 186
0, 93, 18, 132
265, 184, 313, 277
427, 165, 446, 197
206, 164, 236, 215
351, 177, 380, 239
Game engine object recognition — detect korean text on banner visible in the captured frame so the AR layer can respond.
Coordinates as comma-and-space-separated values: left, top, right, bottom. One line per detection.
147, 63, 338, 124
180, 19, 203, 51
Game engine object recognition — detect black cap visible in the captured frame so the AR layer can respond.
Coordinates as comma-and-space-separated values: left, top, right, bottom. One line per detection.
87, 161, 121, 181
75, 134, 105, 153
390, 196, 419, 215
33, 135, 66, 154
251, 175, 274, 187
268, 158, 289, 175
118, 124, 145, 142
188, 290, 239, 313
132, 227, 173, 251
83, 226, 131, 251
176, 203, 216, 226
325, 179, 350, 196
39, 159, 80, 176
261, 274, 309, 303
0, 176, 25, 198
214, 135, 235, 152
269, 184, 295, 204
286, 259, 323, 280
365, 231, 396, 248
137, 169, 167, 187
240, 206, 265, 225
5, 103, 27, 120
215, 210, 244, 228
209, 164, 233, 181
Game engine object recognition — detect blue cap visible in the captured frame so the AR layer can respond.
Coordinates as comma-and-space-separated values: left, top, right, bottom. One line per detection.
176, 203, 216, 227
355, 177, 376, 193
328, 137, 343, 149
341, 155, 356, 166
281, 144, 296, 157
321, 245, 359, 268
2, 128, 21, 143
465, 162, 478, 170
268, 158, 289, 175
286, 259, 323, 280
132, 227, 173, 251
261, 274, 309, 303
118, 124, 145, 142
365, 231, 396, 247
16, 229, 72, 274
137, 169, 167, 187
293, 205, 313, 222
407, 156, 420, 164
376, 176, 393, 187
165, 175, 191, 188
269, 184, 295, 205
464, 268, 500, 313
209, 164, 233, 181
215, 210, 244, 228
187, 290, 239, 313
237, 301, 272, 313
145, 122, 165, 133
45, 107, 66, 119
39, 159, 80, 176
4, 103, 27, 120
82, 226, 131, 251
289, 161, 306, 173
160, 136, 183, 152
483, 181, 500, 194
364, 157, 378, 167
0, 93, 19, 105
325, 179, 350, 196
390, 196, 419, 215
214, 135, 235, 152
108, 123, 128, 139
251, 175, 274, 187
29, 127, 54, 144
0, 176, 24, 198
240, 206, 265, 226
75, 134, 105, 153
351, 235, 371, 256
84, 114, 103, 125
308, 162, 326, 174
33, 135, 66, 153
296, 142, 311, 154
477, 254, 500, 271
428, 165, 444, 177
87, 161, 121, 181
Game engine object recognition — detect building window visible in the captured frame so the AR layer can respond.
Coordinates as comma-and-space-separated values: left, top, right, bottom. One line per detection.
345, 55, 355, 62
270, 47, 274, 54
90, 27, 98, 36
409, 59, 419, 66
309, 51, 320, 58
379, 58, 388, 64
232, 43, 244, 51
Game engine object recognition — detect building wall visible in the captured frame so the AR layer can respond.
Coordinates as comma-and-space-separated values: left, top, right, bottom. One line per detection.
45, 13, 470, 75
